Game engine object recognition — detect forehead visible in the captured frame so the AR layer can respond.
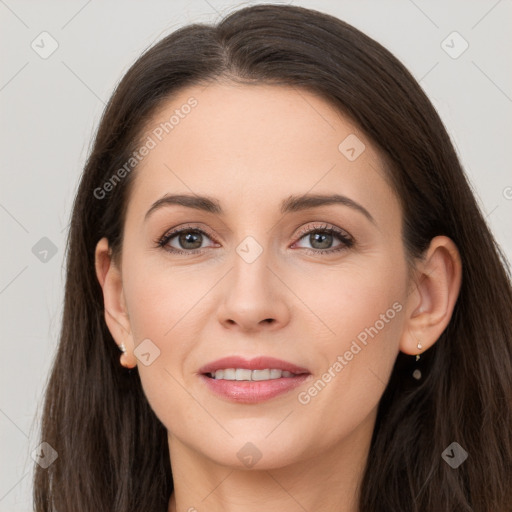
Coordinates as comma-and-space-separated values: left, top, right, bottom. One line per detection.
141, 81, 368, 166
127, 82, 398, 225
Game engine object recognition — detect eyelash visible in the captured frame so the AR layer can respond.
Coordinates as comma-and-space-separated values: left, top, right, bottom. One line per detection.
154, 222, 354, 256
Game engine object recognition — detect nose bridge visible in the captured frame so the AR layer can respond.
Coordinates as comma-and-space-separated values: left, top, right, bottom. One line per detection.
231, 233, 274, 301
217, 231, 289, 329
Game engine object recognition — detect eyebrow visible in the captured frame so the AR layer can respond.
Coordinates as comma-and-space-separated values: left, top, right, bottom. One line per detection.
144, 193, 376, 225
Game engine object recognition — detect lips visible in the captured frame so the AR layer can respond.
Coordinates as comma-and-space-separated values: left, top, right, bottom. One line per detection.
198, 356, 311, 403
198, 356, 310, 376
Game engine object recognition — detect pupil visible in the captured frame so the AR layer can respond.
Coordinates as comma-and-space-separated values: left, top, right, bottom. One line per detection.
311, 232, 332, 249
180, 232, 202, 249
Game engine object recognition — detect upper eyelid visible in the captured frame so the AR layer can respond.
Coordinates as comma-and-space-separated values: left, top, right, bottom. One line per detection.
161, 224, 218, 243
294, 222, 351, 239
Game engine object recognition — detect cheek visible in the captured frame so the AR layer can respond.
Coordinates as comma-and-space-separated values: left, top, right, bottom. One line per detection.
120, 253, 222, 425
292, 254, 405, 352
291, 256, 405, 429
122, 253, 208, 343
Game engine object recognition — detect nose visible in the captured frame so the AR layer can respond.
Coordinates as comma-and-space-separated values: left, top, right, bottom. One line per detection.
216, 245, 291, 333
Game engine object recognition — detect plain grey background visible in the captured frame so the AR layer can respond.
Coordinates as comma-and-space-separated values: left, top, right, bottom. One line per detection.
1, 0, 511, 509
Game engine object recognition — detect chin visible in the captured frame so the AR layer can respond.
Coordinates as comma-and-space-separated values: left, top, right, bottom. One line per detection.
195, 431, 312, 471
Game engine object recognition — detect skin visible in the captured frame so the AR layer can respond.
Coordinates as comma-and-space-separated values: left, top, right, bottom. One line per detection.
95, 82, 462, 512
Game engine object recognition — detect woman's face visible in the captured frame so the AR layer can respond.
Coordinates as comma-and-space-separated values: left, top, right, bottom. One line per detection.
106, 82, 412, 469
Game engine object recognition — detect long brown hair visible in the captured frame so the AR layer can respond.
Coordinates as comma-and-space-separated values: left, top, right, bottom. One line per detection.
33, 4, 512, 511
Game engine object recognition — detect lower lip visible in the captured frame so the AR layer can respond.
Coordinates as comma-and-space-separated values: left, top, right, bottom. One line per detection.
199, 374, 310, 403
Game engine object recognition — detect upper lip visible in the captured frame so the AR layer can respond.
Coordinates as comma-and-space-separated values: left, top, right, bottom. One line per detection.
198, 356, 310, 375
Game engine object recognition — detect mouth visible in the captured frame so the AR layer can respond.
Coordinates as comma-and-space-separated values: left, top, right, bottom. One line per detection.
205, 368, 305, 380
198, 356, 311, 403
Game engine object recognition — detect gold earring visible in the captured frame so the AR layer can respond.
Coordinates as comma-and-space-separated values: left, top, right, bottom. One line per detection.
118, 344, 133, 369
413, 340, 423, 380
416, 341, 423, 361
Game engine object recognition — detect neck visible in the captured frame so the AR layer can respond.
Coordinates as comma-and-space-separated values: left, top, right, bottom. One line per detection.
167, 408, 376, 512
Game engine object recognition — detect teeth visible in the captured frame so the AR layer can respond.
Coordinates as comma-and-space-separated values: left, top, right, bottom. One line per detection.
252, 369, 271, 381
210, 368, 298, 381
235, 368, 252, 380
223, 368, 235, 380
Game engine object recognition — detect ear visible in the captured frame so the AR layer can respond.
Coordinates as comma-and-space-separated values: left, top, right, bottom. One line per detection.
399, 235, 462, 356
95, 237, 137, 368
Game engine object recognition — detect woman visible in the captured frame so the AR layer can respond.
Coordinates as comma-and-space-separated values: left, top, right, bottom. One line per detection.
33, 4, 512, 511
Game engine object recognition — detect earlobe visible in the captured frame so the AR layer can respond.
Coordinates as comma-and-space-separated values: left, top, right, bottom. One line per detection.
400, 235, 462, 356
94, 237, 137, 368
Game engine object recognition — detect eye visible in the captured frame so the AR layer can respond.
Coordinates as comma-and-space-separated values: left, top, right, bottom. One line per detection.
292, 223, 354, 254
155, 225, 219, 255
155, 222, 354, 256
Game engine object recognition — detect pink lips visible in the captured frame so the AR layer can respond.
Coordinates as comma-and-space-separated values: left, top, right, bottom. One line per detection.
198, 356, 311, 404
